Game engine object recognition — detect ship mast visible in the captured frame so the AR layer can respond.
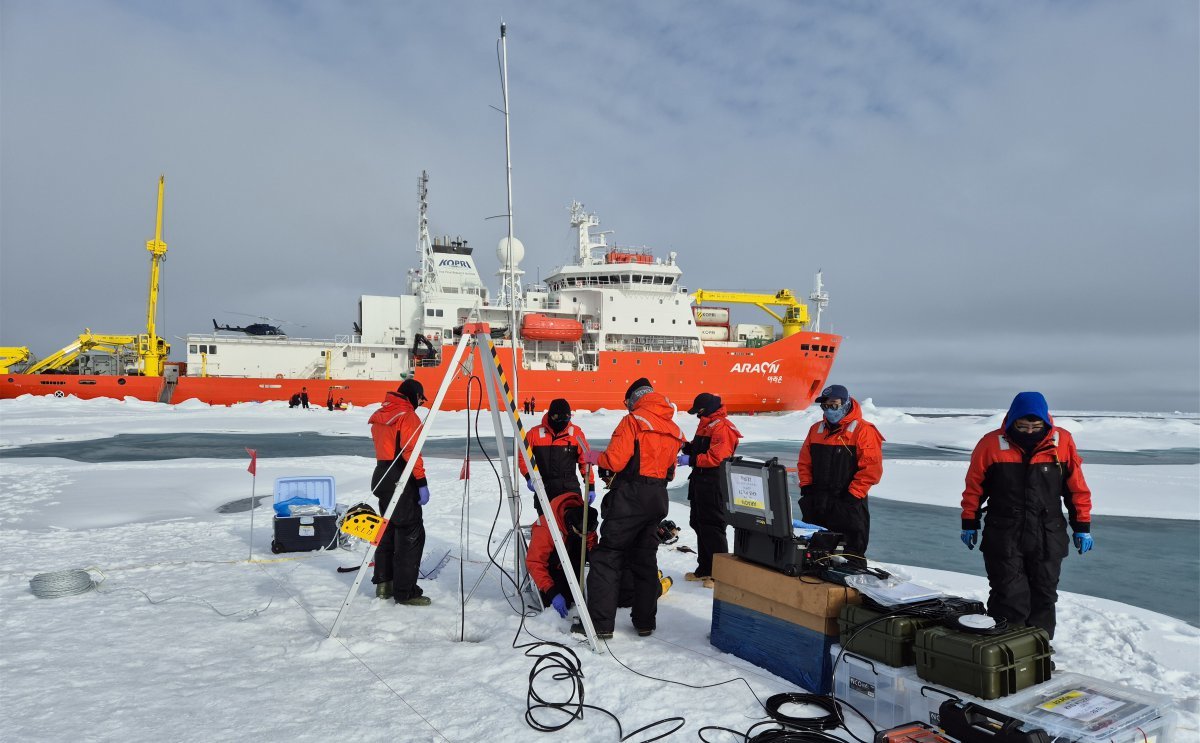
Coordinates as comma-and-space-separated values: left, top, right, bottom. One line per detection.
417, 171, 438, 295
809, 271, 829, 332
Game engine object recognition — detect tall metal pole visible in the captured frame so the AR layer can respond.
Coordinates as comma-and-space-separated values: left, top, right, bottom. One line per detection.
498, 23, 524, 569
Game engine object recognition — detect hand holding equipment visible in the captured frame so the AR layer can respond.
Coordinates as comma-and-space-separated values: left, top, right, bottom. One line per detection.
525, 477, 535, 493
961, 529, 978, 550
587, 487, 596, 505
550, 593, 568, 618
676, 452, 690, 467
582, 449, 602, 465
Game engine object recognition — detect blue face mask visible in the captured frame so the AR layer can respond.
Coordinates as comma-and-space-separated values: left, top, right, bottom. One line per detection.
823, 405, 848, 424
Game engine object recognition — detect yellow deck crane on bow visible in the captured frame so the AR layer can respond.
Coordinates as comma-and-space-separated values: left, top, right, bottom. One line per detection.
22, 177, 171, 376
690, 289, 810, 338
0, 347, 32, 374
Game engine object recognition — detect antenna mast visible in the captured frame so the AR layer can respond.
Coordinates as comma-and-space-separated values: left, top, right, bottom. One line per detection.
417, 171, 438, 294
499, 21, 518, 396
809, 271, 829, 332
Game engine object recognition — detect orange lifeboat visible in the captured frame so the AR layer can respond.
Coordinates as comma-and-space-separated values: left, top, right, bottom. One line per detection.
521, 314, 585, 342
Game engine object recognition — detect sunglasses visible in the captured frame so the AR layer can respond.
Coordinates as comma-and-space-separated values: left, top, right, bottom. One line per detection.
819, 400, 846, 411
549, 413, 571, 423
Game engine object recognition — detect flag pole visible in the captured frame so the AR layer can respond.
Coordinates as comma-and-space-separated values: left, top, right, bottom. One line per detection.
246, 447, 258, 562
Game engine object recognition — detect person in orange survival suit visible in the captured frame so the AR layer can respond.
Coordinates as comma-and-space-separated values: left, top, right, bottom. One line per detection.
518, 398, 596, 515
573, 378, 685, 639
797, 384, 884, 566
368, 379, 432, 606
960, 391, 1093, 639
525, 496, 598, 619
678, 392, 742, 586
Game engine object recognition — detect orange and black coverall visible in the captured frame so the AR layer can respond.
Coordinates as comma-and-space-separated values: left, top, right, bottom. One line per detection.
961, 421, 1091, 638
525, 491, 597, 608
796, 398, 884, 564
368, 391, 427, 602
682, 406, 742, 577
518, 414, 596, 513
585, 391, 685, 634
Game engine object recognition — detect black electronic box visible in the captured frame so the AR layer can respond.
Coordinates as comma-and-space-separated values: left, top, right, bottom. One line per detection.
719, 456, 842, 576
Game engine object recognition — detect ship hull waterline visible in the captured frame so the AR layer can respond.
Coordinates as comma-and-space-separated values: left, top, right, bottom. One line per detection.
1, 332, 839, 413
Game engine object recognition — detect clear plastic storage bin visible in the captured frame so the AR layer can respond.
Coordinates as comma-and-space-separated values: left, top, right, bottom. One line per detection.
830, 644, 922, 730
993, 671, 1177, 743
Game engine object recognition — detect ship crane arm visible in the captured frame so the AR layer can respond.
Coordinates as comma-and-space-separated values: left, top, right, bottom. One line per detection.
690, 289, 810, 338
25, 331, 139, 374
0, 347, 32, 374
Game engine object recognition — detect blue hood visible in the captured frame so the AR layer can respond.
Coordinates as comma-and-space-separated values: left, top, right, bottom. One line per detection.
1004, 391, 1052, 428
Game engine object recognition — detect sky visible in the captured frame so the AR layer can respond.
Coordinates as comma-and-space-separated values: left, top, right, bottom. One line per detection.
1, 0, 1197, 412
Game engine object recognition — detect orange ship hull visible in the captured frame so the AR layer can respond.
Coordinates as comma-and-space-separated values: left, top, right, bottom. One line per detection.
1, 331, 839, 412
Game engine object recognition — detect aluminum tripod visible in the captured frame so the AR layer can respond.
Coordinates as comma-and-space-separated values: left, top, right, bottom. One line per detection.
328, 325, 603, 653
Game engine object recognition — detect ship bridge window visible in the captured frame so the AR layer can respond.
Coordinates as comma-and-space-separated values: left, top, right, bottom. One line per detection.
189, 345, 197, 353
425, 308, 445, 317
802, 344, 809, 350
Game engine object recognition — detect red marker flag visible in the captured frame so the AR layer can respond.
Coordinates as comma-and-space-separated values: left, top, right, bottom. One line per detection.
458, 459, 470, 480
246, 447, 257, 476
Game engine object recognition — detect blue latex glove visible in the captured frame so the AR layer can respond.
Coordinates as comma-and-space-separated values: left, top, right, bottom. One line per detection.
961, 530, 978, 550
676, 452, 690, 467
1073, 532, 1093, 554
525, 477, 535, 493
550, 593, 568, 618
417, 486, 430, 506
587, 487, 596, 505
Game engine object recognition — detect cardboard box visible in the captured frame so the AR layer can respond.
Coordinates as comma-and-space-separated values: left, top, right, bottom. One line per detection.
714, 583, 840, 635
711, 553, 860, 619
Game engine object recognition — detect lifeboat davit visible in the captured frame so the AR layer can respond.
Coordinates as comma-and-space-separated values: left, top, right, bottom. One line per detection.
521, 314, 585, 342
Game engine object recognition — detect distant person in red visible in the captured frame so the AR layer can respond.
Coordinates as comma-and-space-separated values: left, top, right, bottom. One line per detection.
526, 497, 597, 618
574, 378, 685, 639
530, 396, 536, 413
518, 398, 596, 515
678, 392, 742, 586
796, 384, 884, 566
368, 379, 432, 606
299, 387, 310, 409
960, 391, 1093, 638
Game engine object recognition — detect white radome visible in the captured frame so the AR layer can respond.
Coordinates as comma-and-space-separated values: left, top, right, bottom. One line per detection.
496, 236, 525, 267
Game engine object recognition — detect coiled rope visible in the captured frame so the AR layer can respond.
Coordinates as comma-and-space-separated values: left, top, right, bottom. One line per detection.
29, 568, 103, 598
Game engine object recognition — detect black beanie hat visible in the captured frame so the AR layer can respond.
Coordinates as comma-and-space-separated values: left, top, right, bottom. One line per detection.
548, 398, 571, 418
398, 379, 426, 408
624, 377, 653, 407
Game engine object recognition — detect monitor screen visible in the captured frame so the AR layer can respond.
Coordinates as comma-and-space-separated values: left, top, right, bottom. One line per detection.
721, 456, 793, 540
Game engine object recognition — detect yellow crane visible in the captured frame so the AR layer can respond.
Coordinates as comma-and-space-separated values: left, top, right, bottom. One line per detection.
0, 346, 32, 373
17, 177, 171, 376
24, 331, 139, 374
140, 175, 170, 376
691, 289, 810, 338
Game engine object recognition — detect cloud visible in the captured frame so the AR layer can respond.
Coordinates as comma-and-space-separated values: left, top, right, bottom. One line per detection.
1, 0, 1196, 411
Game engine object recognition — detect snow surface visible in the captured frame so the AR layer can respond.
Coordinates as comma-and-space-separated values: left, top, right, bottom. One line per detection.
0, 396, 1197, 741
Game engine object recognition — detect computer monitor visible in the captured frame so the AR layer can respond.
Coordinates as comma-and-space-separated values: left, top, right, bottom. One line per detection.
720, 456, 793, 540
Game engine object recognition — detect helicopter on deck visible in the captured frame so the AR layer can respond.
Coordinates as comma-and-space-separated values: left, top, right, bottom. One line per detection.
212, 313, 295, 337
